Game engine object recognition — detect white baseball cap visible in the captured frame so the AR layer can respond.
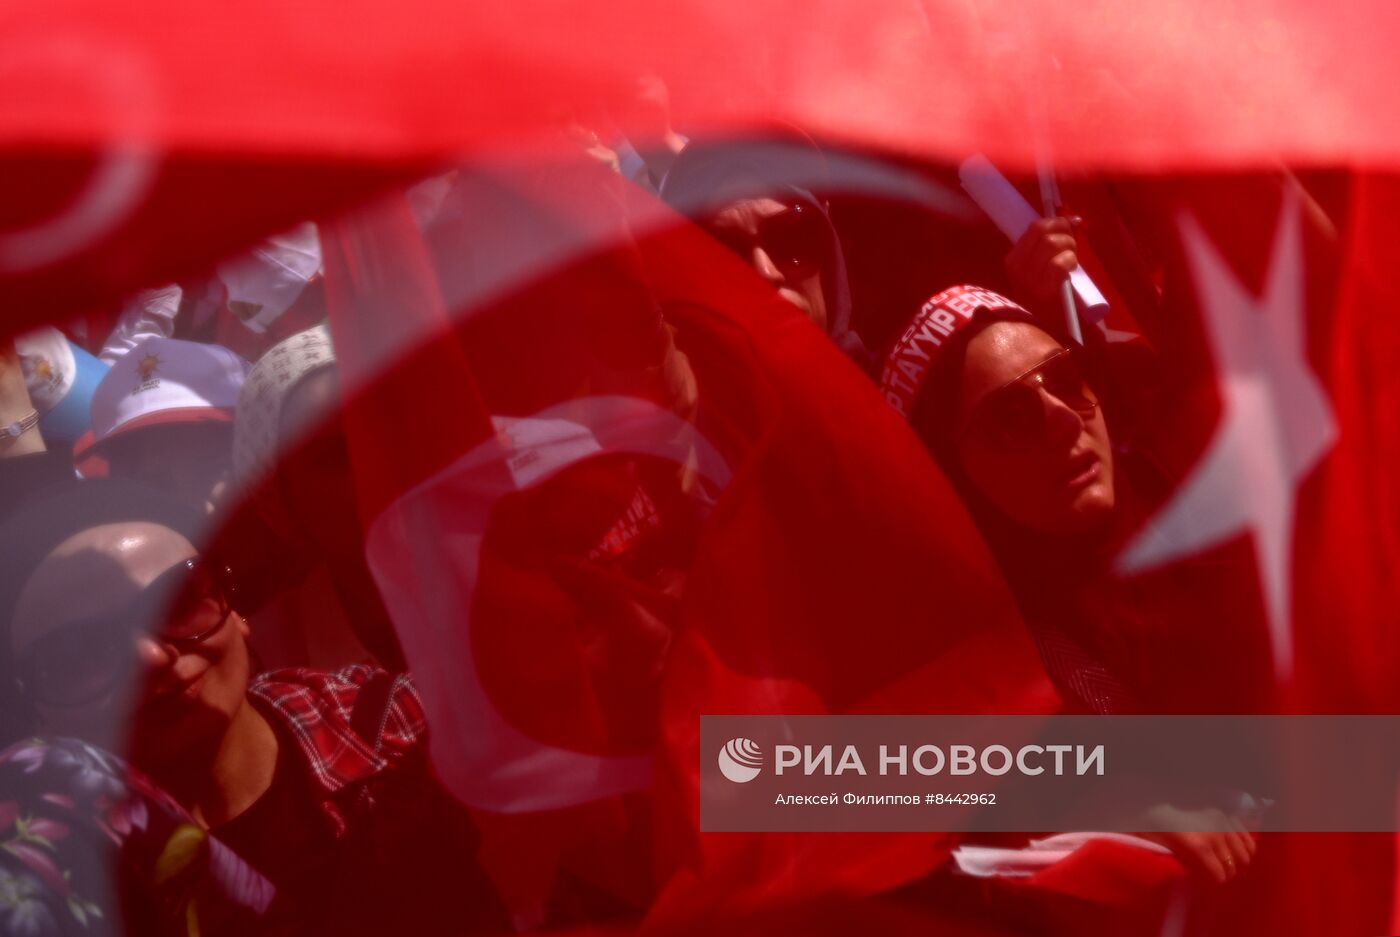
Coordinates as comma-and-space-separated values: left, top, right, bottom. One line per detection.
74, 337, 250, 475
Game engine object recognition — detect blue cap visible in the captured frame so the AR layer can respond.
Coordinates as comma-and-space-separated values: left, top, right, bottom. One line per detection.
39, 340, 108, 443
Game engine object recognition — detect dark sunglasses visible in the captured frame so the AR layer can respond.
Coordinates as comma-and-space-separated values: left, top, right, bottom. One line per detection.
15, 557, 237, 708
961, 348, 1099, 451
708, 202, 831, 276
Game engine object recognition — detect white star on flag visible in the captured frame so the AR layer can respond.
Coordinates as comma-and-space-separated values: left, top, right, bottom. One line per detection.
1116, 190, 1337, 683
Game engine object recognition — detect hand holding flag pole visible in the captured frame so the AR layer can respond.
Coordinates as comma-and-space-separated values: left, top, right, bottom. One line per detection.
957, 155, 1108, 335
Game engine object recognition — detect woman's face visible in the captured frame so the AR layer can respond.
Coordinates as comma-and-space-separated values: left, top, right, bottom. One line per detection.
10, 522, 253, 764
953, 321, 1115, 536
705, 196, 830, 333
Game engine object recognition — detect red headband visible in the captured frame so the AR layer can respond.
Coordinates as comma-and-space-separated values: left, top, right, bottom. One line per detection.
880, 285, 1030, 419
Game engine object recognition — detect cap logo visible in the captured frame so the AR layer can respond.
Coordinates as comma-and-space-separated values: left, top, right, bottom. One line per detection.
136, 353, 161, 381
22, 354, 63, 397
131, 352, 165, 395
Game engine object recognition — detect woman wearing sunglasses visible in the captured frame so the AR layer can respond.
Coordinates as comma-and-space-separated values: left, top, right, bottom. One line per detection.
883, 285, 1139, 703
0, 480, 506, 934
882, 283, 1278, 716
890, 295, 1115, 541
659, 134, 872, 366
882, 285, 1263, 893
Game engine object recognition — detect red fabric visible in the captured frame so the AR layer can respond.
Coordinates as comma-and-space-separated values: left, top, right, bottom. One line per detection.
987, 841, 1187, 937
1101, 174, 1400, 935
3, 1, 1399, 341
1289, 172, 1400, 936
1293, 172, 1400, 712
310, 162, 1400, 936
1, 2, 1398, 169
1, 6, 1397, 928
634, 193, 1056, 925
319, 192, 496, 524
321, 179, 675, 921
316, 166, 1058, 927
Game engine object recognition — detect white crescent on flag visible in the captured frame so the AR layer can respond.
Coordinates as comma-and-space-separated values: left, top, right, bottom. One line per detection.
364, 394, 731, 813
0, 32, 159, 273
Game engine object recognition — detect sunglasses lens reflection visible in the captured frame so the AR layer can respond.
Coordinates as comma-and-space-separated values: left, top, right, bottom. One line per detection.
761, 205, 827, 272
706, 204, 828, 276
976, 351, 1098, 448
161, 565, 227, 642
1042, 354, 1097, 413
986, 385, 1047, 446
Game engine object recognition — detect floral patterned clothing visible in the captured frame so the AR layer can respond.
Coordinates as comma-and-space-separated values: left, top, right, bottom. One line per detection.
0, 737, 272, 937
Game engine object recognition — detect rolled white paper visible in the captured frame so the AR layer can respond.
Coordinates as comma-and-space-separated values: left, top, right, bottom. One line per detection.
952, 832, 1170, 878
958, 154, 1110, 324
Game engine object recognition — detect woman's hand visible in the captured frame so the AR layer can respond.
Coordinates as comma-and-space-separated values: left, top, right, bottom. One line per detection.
1139, 804, 1258, 885
1, 339, 46, 457
1005, 216, 1081, 304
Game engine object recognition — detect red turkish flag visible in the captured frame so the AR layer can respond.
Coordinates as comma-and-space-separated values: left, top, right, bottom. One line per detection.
1077, 173, 1400, 934
316, 161, 1058, 926
2, 0, 1397, 166
3, 2, 1400, 935
3, 0, 1400, 338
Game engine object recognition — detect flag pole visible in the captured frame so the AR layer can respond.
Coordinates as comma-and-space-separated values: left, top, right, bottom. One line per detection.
1037, 164, 1083, 345
1028, 53, 1083, 346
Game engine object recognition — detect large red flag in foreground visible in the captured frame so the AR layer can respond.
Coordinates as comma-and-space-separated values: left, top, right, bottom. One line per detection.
1106, 173, 1400, 935
4, 2, 1400, 936
319, 163, 1060, 927
3, 135, 1398, 937
311, 156, 1400, 935
2, 0, 1398, 167
3, 0, 1400, 336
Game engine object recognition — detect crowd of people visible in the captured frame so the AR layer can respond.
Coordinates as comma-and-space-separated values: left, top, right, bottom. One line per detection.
0, 98, 1346, 935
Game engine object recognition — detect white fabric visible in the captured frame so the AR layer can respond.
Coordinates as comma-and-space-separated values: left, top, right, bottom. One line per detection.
216, 222, 322, 335
491, 414, 604, 490
952, 832, 1170, 878
99, 284, 181, 365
